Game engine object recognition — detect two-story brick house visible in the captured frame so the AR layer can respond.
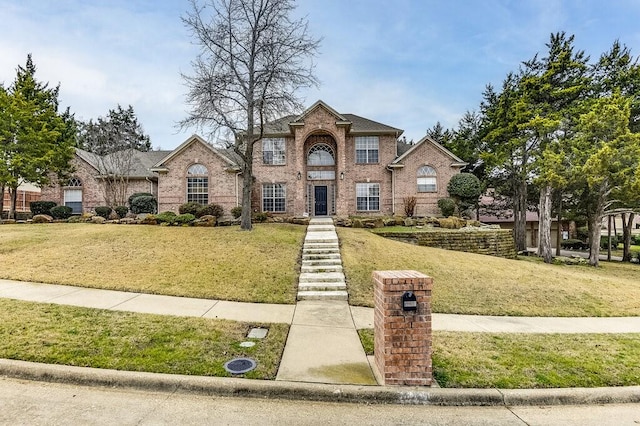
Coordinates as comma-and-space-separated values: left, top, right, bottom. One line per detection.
41, 100, 465, 217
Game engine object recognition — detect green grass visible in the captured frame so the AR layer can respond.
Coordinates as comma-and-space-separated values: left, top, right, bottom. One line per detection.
357, 329, 640, 388
0, 299, 287, 379
338, 227, 640, 316
0, 223, 305, 304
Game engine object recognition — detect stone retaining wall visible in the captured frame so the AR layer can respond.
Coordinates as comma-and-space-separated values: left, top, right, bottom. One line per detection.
377, 229, 517, 259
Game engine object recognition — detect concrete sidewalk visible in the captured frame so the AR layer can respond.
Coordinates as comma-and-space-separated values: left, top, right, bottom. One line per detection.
2, 279, 640, 333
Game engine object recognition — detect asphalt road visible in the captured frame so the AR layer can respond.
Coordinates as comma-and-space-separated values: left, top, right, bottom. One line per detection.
2, 378, 640, 425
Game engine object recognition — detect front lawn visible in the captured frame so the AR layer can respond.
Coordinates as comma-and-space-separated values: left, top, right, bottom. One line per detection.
0, 299, 287, 379
339, 227, 640, 317
0, 223, 305, 304
358, 329, 640, 388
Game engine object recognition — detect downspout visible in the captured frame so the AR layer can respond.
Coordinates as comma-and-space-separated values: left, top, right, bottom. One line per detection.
387, 166, 395, 215
235, 171, 242, 206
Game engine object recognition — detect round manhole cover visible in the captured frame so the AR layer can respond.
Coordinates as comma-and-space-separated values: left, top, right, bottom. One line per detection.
224, 357, 257, 374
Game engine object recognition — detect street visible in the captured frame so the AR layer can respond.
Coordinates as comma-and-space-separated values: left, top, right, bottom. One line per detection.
1, 378, 639, 425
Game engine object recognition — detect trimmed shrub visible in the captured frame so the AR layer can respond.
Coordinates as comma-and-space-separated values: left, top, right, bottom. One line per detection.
175, 213, 196, 225
561, 239, 588, 250
253, 212, 268, 222
30, 201, 57, 216
447, 173, 482, 213
155, 211, 177, 224
94, 206, 112, 219
130, 195, 157, 214
128, 192, 153, 207
196, 203, 224, 219
576, 226, 589, 241
114, 206, 129, 219
600, 235, 619, 250
231, 206, 242, 219
50, 205, 73, 220
179, 202, 201, 216
437, 198, 456, 217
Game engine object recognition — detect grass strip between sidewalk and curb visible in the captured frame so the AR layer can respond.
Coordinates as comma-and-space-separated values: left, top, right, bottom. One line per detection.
358, 329, 640, 389
339, 227, 640, 317
0, 223, 305, 304
0, 299, 288, 380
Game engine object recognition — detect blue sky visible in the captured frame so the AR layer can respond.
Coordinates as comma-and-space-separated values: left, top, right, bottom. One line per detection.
1, 0, 639, 150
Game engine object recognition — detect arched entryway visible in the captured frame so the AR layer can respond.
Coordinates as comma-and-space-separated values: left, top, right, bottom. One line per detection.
304, 134, 337, 216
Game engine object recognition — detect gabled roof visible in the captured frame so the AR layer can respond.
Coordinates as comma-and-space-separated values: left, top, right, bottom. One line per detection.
261, 100, 403, 137
151, 134, 240, 171
75, 147, 172, 178
392, 135, 466, 167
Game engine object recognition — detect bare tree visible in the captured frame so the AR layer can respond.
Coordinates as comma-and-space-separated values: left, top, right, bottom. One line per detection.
181, 0, 320, 230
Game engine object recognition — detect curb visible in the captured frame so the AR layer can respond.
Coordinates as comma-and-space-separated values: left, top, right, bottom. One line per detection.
1, 359, 639, 406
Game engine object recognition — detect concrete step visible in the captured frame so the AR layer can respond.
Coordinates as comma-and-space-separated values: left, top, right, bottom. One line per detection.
304, 237, 339, 244
296, 290, 348, 301
303, 242, 339, 249
307, 225, 335, 232
301, 264, 343, 273
303, 247, 340, 254
298, 281, 347, 291
302, 254, 341, 262
302, 258, 342, 266
299, 272, 345, 283
308, 218, 335, 225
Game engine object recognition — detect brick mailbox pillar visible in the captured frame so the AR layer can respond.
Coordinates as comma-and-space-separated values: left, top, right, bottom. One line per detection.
373, 270, 433, 386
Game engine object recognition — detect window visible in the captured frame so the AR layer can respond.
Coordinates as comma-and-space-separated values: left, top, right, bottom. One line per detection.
307, 143, 335, 166
263, 138, 286, 165
417, 165, 437, 192
355, 136, 379, 164
307, 170, 336, 180
356, 183, 380, 211
64, 177, 82, 214
187, 164, 208, 204
263, 183, 286, 212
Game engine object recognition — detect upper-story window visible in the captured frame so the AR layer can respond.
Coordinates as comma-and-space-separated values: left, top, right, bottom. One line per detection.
187, 163, 208, 204
355, 136, 379, 164
263, 138, 286, 165
417, 165, 437, 192
307, 143, 335, 166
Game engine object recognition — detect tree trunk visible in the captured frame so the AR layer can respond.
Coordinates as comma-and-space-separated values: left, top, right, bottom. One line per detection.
538, 184, 553, 263
587, 196, 605, 267
555, 195, 562, 257
0, 184, 5, 219
240, 163, 253, 230
8, 186, 18, 220
513, 180, 528, 252
607, 215, 612, 261
623, 212, 634, 262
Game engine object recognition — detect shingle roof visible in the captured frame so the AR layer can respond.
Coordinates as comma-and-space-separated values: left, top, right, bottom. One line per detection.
342, 113, 402, 134
76, 148, 173, 178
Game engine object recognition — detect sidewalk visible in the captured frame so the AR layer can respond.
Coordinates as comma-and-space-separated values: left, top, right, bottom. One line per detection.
3, 279, 640, 334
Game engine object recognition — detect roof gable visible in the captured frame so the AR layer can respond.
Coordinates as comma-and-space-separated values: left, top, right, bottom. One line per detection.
152, 135, 239, 170
392, 135, 466, 166
291, 100, 348, 124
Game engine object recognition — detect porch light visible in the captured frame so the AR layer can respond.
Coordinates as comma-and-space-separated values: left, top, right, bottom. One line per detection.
297, 171, 301, 180
340, 171, 344, 180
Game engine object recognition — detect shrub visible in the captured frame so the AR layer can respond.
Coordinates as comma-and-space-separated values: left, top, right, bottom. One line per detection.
253, 212, 268, 222
600, 235, 619, 250
196, 203, 224, 219
179, 202, 201, 216
447, 173, 482, 213
437, 198, 456, 217
30, 201, 57, 216
403, 196, 417, 217
155, 211, 177, 224
128, 192, 153, 207
576, 226, 589, 241
114, 206, 129, 219
130, 195, 157, 214
94, 206, 112, 219
561, 239, 587, 250
175, 213, 196, 225
50, 205, 73, 220
231, 206, 242, 219
631, 234, 640, 245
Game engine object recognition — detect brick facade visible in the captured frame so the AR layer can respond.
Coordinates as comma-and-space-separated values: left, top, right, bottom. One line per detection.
42, 101, 464, 218
373, 270, 433, 386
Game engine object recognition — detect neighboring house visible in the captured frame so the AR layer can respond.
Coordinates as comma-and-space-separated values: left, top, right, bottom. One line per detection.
2, 183, 40, 216
41, 100, 466, 217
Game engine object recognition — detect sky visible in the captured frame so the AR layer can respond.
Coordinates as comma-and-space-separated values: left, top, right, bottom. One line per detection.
1, 0, 640, 150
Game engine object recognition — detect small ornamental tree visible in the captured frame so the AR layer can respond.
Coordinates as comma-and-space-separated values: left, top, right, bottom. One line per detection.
447, 173, 482, 216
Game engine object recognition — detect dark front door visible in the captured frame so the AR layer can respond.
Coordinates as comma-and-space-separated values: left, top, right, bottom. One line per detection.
314, 186, 328, 216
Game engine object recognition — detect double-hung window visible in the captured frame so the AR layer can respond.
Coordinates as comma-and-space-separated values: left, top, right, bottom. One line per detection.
187, 164, 208, 204
263, 138, 286, 165
263, 183, 286, 212
356, 183, 380, 211
417, 165, 437, 192
355, 136, 379, 164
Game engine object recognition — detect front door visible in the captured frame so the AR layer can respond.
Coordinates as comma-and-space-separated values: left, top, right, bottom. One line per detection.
314, 186, 327, 216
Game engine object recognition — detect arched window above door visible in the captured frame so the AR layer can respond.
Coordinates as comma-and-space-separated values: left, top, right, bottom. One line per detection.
307, 144, 335, 166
